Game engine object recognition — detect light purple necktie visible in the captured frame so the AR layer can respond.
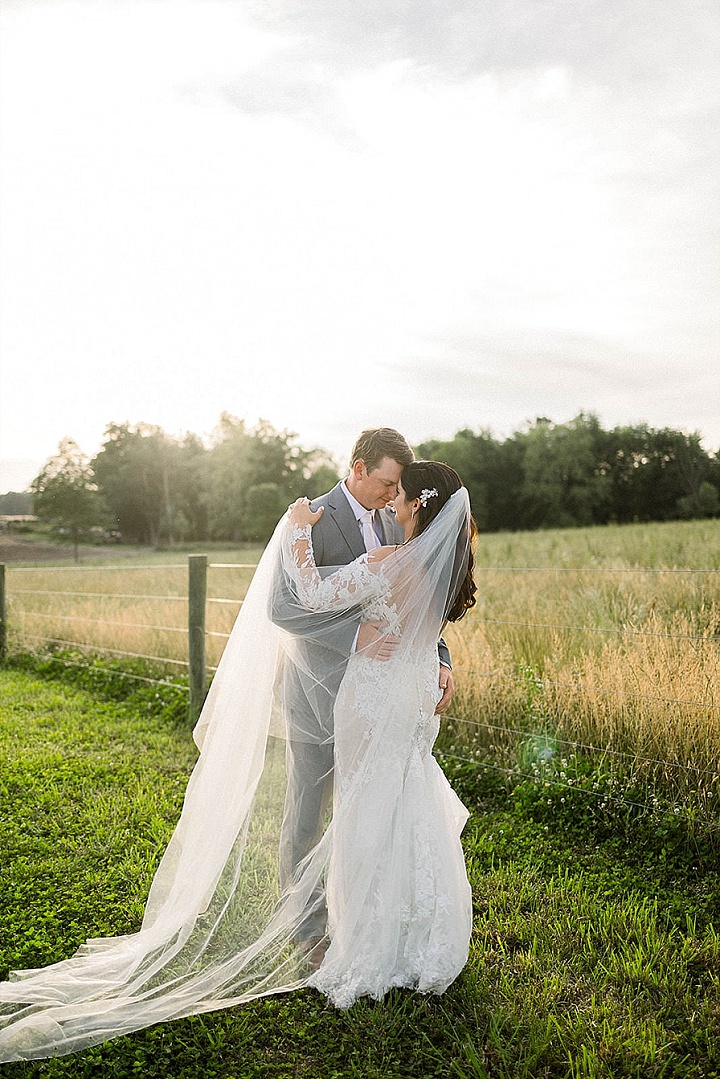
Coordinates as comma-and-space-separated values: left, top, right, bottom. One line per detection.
360, 510, 380, 552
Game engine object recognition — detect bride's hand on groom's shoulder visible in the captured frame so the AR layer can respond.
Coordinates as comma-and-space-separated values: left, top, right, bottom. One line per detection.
288, 498, 324, 529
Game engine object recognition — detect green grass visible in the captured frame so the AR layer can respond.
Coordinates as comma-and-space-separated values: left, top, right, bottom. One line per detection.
471, 517, 720, 571
1, 666, 719, 1078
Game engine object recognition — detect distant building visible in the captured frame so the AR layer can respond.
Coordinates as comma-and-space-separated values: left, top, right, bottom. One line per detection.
0, 515, 39, 532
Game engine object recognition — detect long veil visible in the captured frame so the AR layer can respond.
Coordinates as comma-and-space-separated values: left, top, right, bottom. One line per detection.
0, 489, 473, 1061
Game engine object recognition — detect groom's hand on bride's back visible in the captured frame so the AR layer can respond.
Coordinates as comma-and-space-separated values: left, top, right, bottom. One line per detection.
357, 622, 400, 661
435, 670, 455, 715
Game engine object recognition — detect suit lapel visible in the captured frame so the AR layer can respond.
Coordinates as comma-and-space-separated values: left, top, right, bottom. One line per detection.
326, 483, 366, 561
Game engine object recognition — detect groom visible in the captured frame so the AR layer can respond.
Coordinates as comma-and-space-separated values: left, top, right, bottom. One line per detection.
274, 427, 454, 948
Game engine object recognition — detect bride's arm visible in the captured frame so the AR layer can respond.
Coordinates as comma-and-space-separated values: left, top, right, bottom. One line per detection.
285, 499, 388, 611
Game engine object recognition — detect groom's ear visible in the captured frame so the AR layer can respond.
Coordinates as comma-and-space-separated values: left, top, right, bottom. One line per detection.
351, 459, 366, 480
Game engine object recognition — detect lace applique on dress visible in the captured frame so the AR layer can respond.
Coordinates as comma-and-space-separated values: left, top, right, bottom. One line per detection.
361, 582, 402, 637
287, 526, 382, 612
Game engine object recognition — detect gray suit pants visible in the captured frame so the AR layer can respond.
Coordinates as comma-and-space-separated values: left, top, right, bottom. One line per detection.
280, 738, 334, 940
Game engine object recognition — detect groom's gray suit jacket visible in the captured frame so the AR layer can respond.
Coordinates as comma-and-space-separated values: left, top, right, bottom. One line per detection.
309, 481, 404, 569
272, 481, 449, 744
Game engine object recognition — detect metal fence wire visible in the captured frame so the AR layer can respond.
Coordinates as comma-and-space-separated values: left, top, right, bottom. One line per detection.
1, 557, 718, 822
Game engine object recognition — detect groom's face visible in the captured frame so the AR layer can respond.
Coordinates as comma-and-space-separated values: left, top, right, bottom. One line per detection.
352, 456, 403, 510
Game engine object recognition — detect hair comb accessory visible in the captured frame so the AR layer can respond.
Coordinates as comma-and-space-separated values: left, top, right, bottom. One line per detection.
419, 488, 439, 506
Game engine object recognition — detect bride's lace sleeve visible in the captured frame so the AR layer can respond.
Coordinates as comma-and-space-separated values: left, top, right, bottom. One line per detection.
285, 522, 380, 612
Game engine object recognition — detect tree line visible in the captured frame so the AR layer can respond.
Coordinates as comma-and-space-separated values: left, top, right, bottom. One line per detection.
26, 415, 339, 551
14, 412, 720, 552
418, 414, 720, 531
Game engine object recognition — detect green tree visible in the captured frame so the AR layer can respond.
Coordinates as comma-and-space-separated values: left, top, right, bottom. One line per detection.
416, 428, 522, 531
205, 415, 251, 542
677, 480, 720, 519
304, 462, 340, 499
31, 439, 103, 561
518, 414, 611, 529
174, 433, 210, 542
302, 446, 340, 500
242, 483, 288, 542
416, 428, 488, 527
603, 425, 718, 523
92, 423, 179, 545
206, 416, 327, 541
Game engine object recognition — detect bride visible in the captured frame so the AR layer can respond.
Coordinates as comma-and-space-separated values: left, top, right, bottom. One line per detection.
0, 461, 477, 1061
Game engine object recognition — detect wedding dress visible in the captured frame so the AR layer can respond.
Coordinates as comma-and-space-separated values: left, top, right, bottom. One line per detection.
0, 489, 473, 1060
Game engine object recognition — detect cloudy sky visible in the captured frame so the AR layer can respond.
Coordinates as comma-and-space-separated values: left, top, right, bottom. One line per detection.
1, 0, 718, 492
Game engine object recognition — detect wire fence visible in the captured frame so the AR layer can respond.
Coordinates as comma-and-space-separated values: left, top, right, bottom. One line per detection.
1, 555, 718, 823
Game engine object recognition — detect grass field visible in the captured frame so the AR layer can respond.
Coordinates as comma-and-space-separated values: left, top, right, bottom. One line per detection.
0, 666, 718, 1078
5, 518, 719, 812
445, 518, 720, 812
4, 545, 265, 671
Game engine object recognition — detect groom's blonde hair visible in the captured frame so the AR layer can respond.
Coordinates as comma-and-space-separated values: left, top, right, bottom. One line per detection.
350, 428, 414, 473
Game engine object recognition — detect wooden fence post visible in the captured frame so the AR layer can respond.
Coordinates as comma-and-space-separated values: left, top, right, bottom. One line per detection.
188, 554, 207, 726
0, 564, 6, 662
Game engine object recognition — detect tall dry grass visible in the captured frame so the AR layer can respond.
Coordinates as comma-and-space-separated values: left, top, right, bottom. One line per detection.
445, 518, 719, 804
6, 551, 263, 671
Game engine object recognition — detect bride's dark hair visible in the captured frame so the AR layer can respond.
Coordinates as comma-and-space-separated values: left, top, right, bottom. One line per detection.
401, 461, 477, 622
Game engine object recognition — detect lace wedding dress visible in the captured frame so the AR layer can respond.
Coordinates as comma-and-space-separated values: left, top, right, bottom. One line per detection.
0, 489, 473, 1060
286, 524, 472, 1008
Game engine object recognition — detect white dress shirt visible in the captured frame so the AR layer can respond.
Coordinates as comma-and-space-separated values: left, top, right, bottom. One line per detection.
341, 481, 383, 551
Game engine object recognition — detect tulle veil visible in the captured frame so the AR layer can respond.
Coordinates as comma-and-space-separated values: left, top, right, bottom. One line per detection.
0, 488, 473, 1061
